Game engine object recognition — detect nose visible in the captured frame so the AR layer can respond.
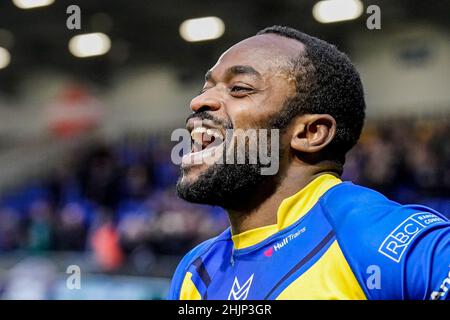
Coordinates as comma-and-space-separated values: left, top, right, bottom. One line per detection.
190, 91, 221, 113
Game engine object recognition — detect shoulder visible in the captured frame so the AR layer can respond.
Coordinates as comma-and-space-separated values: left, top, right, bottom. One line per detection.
174, 232, 224, 276
320, 182, 448, 233
167, 230, 229, 300
319, 182, 449, 299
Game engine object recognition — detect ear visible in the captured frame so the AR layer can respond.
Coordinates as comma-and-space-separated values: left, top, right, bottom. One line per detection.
290, 114, 337, 154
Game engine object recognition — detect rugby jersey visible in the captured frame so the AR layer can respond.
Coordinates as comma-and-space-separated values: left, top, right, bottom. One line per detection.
168, 174, 450, 300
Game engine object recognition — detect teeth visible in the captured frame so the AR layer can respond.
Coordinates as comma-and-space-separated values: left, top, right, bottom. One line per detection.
192, 127, 207, 135
191, 127, 207, 140
206, 129, 222, 140
191, 127, 206, 145
191, 127, 223, 141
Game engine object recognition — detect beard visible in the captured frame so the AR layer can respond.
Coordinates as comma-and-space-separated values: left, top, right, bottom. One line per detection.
176, 160, 281, 212
176, 105, 293, 212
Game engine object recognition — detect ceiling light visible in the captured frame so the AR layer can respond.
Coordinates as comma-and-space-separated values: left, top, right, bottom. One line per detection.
0, 47, 11, 69
12, 0, 55, 9
179, 17, 225, 42
313, 0, 363, 23
68, 32, 111, 58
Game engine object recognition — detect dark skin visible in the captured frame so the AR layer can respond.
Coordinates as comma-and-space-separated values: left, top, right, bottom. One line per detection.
182, 34, 339, 235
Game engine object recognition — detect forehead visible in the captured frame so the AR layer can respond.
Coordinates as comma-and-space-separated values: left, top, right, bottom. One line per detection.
209, 34, 305, 78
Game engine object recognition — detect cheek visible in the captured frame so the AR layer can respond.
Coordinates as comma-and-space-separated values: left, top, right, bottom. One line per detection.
224, 95, 277, 129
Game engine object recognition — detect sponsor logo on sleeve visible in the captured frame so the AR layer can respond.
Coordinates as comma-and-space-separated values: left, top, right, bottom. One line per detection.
378, 213, 444, 263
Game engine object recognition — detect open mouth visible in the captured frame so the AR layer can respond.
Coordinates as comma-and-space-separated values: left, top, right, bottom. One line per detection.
191, 127, 223, 152
181, 126, 225, 167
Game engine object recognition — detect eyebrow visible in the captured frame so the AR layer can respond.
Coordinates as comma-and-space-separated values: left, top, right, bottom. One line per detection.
204, 65, 262, 82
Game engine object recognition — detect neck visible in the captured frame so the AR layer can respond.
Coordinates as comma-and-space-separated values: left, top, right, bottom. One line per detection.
227, 166, 339, 235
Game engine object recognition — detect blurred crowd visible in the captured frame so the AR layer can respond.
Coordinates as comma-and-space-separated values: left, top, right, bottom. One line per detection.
0, 117, 449, 273
344, 117, 450, 210
0, 134, 228, 272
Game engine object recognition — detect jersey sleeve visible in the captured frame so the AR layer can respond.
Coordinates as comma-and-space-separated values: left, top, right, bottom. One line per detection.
167, 247, 195, 300
403, 223, 450, 300
166, 238, 215, 300
322, 183, 450, 300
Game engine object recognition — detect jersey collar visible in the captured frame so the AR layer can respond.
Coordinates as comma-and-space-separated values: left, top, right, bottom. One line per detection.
231, 174, 342, 249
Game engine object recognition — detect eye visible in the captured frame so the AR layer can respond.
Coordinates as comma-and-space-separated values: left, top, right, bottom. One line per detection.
230, 85, 255, 98
230, 86, 252, 93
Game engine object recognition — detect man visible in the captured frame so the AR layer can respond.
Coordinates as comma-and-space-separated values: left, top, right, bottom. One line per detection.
168, 26, 450, 300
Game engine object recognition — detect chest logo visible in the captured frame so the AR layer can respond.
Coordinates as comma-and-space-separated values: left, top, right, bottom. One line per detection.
263, 226, 307, 257
228, 274, 254, 300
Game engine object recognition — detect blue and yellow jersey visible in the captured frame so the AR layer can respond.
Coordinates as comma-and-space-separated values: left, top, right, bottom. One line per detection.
168, 174, 450, 300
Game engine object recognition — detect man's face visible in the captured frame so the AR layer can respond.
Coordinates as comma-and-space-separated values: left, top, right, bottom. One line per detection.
176, 34, 304, 210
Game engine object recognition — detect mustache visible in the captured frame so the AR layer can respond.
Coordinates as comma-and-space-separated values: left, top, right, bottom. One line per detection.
185, 111, 232, 129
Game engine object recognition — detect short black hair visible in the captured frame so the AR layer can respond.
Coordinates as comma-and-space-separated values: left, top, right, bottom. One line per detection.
257, 25, 366, 165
